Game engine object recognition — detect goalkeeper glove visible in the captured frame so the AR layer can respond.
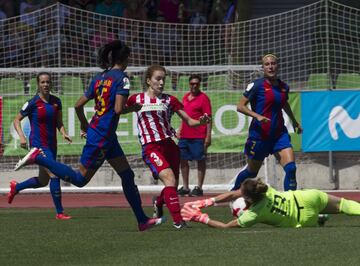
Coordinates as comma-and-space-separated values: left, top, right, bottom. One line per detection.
192, 213, 210, 224
184, 198, 216, 209
180, 205, 210, 224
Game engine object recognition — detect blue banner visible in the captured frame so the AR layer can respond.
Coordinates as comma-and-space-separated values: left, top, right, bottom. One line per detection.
301, 91, 360, 151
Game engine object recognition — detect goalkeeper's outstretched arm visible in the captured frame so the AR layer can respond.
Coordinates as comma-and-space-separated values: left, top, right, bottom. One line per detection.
213, 189, 243, 204
207, 218, 239, 229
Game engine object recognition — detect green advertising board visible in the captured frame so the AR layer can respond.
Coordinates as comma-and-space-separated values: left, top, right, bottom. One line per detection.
1, 92, 301, 156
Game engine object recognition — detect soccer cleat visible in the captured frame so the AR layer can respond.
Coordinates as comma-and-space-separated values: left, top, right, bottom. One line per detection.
177, 186, 190, 196
173, 220, 189, 229
7, 180, 18, 204
138, 217, 166, 232
190, 186, 203, 197
56, 213, 72, 220
317, 214, 329, 227
14, 147, 42, 171
152, 196, 164, 218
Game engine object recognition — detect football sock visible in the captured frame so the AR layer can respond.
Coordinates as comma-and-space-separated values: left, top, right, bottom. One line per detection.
16, 177, 42, 192
339, 198, 360, 215
163, 186, 182, 223
35, 156, 87, 187
231, 168, 257, 190
283, 162, 297, 191
49, 177, 64, 214
119, 168, 148, 224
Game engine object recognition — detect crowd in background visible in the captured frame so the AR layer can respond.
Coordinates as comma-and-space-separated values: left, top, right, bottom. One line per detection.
0, 0, 238, 68
0, 0, 237, 25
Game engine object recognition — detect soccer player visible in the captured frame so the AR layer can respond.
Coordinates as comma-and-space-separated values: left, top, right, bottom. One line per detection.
177, 74, 212, 197
124, 65, 211, 229
14, 40, 164, 231
8, 72, 72, 220
182, 178, 360, 228
232, 54, 302, 191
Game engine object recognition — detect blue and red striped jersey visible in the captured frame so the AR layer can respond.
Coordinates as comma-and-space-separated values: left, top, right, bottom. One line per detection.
20, 94, 62, 151
84, 69, 130, 137
243, 77, 289, 140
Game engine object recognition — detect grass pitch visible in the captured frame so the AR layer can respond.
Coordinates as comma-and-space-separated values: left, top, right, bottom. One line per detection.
1, 207, 360, 266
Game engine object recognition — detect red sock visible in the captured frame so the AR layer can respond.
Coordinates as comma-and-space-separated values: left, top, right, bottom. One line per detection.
163, 186, 182, 223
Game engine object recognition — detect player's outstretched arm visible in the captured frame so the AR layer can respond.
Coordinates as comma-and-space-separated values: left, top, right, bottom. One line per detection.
176, 109, 211, 127
207, 218, 239, 228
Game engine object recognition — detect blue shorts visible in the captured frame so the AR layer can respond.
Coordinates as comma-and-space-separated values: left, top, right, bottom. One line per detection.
244, 132, 292, 161
178, 138, 206, 161
80, 128, 125, 169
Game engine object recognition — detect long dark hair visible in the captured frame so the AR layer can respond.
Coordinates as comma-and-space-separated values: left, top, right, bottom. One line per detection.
97, 40, 131, 70
241, 178, 268, 204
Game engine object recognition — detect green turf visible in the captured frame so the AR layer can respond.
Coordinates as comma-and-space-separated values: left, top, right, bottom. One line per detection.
1, 207, 359, 265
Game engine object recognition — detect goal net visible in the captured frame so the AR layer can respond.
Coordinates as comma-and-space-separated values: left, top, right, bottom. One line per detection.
0, 1, 359, 191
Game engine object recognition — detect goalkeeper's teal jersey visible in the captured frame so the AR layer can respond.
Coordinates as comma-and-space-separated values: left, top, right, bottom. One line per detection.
237, 186, 301, 228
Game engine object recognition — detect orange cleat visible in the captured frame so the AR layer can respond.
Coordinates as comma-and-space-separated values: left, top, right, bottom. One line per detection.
7, 180, 18, 204
56, 213, 72, 220
138, 217, 166, 232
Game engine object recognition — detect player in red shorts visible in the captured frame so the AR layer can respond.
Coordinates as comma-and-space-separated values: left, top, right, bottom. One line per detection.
125, 65, 211, 229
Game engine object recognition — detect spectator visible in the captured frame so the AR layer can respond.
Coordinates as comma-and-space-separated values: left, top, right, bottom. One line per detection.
144, 0, 158, 21
123, 0, 147, 21
95, 0, 126, 17
36, 19, 68, 66
158, 0, 180, 23
187, 0, 208, 25
68, 0, 95, 11
177, 74, 212, 197
0, 0, 15, 18
90, 23, 116, 57
19, 0, 44, 28
209, 0, 235, 24
0, 20, 22, 67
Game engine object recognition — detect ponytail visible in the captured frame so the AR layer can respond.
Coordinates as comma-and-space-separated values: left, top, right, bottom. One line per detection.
97, 40, 131, 70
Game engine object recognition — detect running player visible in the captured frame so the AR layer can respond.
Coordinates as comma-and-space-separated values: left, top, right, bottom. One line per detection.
182, 178, 360, 228
232, 54, 302, 191
124, 65, 211, 229
8, 72, 72, 220
14, 40, 163, 231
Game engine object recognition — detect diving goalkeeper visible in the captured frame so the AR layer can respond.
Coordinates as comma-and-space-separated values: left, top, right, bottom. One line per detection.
181, 178, 360, 228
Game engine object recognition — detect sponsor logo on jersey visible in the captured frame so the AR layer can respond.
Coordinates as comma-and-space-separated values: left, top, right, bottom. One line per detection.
123, 77, 130, 90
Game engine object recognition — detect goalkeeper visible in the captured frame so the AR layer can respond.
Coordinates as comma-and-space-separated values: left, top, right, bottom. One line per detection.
181, 178, 360, 228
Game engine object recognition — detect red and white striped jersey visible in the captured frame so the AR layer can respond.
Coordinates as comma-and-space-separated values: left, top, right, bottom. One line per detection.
127, 92, 183, 145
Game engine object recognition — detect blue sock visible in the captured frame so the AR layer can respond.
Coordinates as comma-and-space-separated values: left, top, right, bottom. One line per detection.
231, 168, 257, 191
283, 162, 297, 191
49, 177, 64, 214
16, 177, 42, 192
35, 156, 88, 187
119, 168, 148, 224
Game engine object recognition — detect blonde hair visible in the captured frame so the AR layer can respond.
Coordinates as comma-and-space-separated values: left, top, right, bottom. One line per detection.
261, 53, 278, 63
